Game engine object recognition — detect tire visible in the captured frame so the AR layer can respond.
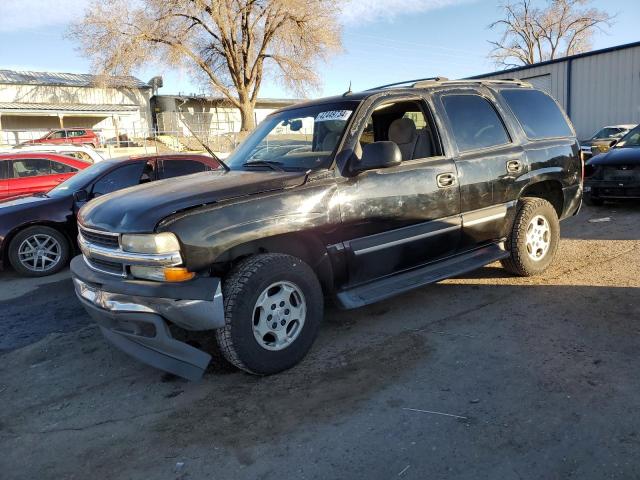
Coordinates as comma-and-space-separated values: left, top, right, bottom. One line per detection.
500, 197, 560, 277
583, 193, 604, 206
8, 226, 70, 277
216, 253, 323, 375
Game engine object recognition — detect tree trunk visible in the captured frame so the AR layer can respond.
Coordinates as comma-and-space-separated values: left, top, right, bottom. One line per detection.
239, 101, 256, 132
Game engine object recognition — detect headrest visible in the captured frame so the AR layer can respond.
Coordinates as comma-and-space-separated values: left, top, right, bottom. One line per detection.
388, 118, 417, 144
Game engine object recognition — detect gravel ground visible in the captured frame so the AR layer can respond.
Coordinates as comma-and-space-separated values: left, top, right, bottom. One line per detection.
0, 203, 639, 480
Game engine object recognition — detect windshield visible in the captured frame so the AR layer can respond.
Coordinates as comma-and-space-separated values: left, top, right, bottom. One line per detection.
47, 161, 114, 198
225, 102, 357, 172
615, 126, 640, 148
592, 127, 623, 139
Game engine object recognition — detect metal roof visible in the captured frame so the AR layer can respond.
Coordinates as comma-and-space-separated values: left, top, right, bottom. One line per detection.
0, 70, 151, 89
0, 102, 139, 113
469, 40, 640, 79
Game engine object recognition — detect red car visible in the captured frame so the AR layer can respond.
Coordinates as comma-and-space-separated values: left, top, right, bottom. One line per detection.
0, 152, 90, 200
24, 128, 100, 148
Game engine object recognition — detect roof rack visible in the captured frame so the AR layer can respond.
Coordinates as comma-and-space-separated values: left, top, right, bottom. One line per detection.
365, 77, 450, 91
366, 77, 531, 91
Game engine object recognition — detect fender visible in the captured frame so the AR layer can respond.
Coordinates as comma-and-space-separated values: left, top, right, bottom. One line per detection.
157, 180, 341, 272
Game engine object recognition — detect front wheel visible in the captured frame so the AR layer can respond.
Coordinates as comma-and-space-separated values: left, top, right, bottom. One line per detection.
501, 197, 560, 277
8, 226, 70, 277
216, 253, 323, 375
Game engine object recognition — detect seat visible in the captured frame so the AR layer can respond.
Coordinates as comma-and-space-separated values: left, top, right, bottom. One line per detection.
321, 120, 344, 151
388, 118, 434, 160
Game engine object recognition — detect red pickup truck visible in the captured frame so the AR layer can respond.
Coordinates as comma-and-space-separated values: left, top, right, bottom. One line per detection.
23, 128, 100, 148
0, 152, 90, 199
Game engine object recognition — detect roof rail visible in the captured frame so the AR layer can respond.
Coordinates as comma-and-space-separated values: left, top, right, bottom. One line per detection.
365, 77, 449, 91
365, 77, 531, 92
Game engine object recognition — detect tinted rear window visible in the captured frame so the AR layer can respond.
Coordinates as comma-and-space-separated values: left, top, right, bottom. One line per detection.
501, 89, 573, 139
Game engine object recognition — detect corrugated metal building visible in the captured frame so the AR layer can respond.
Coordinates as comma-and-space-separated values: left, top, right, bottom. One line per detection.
470, 41, 640, 140
0, 70, 153, 145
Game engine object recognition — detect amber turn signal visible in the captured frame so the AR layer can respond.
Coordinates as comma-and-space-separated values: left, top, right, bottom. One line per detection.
163, 267, 196, 282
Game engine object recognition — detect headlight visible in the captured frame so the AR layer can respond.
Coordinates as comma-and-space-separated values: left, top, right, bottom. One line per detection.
121, 232, 180, 254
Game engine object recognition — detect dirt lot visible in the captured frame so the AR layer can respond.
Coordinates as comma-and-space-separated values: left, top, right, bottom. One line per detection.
1, 204, 639, 480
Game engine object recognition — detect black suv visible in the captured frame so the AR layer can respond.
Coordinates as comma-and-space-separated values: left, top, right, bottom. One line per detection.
71, 78, 582, 380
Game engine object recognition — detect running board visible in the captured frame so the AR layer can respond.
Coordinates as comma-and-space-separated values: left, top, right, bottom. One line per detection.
336, 243, 509, 309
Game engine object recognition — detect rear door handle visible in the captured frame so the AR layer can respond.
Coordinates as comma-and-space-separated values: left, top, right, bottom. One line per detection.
506, 160, 523, 174
436, 172, 456, 188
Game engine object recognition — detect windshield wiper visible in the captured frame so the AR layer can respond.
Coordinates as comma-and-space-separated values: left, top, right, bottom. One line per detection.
242, 160, 285, 172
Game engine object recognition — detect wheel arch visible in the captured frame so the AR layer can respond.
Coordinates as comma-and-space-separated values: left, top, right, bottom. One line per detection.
212, 231, 335, 294
519, 179, 564, 218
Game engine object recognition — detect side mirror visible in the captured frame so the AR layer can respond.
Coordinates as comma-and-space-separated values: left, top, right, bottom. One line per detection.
73, 190, 89, 202
609, 139, 619, 148
354, 141, 402, 172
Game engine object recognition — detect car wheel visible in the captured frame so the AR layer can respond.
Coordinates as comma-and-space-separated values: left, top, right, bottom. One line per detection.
216, 253, 323, 375
583, 193, 604, 206
8, 226, 70, 277
500, 197, 560, 277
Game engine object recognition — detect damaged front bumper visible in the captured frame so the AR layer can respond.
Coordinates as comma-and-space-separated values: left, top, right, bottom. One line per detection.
70, 256, 224, 380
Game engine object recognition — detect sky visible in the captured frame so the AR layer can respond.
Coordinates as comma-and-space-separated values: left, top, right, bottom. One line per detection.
0, 0, 637, 99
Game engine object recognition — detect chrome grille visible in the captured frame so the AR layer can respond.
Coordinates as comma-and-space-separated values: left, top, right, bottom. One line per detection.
86, 257, 126, 276
79, 226, 120, 248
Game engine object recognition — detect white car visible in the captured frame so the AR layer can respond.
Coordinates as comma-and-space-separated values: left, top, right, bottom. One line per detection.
7, 144, 105, 164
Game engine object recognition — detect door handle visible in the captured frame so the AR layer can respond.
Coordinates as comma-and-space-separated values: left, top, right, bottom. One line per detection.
436, 172, 456, 188
506, 160, 523, 174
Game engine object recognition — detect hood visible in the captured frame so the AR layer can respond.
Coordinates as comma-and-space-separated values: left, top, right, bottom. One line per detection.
587, 147, 640, 166
0, 194, 57, 212
78, 169, 308, 233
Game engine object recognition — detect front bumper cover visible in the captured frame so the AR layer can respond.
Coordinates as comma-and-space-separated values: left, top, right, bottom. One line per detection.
70, 255, 224, 380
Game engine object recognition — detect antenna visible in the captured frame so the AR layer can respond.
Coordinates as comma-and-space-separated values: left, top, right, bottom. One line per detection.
343, 81, 352, 96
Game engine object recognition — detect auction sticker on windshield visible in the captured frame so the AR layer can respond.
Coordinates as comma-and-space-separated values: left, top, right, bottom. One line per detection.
316, 110, 352, 122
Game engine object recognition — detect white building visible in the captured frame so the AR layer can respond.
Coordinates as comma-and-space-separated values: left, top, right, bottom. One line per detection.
470, 41, 640, 139
0, 70, 153, 145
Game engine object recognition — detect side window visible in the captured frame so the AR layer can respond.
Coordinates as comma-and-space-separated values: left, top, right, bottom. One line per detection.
0, 161, 7, 180
50, 161, 77, 174
160, 159, 208, 179
68, 130, 86, 138
501, 89, 573, 139
48, 131, 66, 139
62, 151, 92, 162
92, 162, 146, 196
11, 158, 53, 178
442, 94, 510, 152
357, 100, 439, 161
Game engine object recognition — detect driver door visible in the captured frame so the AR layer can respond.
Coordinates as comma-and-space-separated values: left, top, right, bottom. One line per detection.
336, 95, 462, 286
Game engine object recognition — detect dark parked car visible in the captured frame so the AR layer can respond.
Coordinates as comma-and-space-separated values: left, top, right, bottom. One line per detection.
580, 124, 636, 160
584, 124, 640, 205
70, 78, 582, 380
0, 152, 90, 200
0, 154, 219, 277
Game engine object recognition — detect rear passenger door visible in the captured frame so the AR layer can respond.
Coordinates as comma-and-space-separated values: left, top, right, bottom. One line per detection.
337, 95, 461, 286
158, 157, 212, 180
435, 89, 526, 248
7, 158, 65, 196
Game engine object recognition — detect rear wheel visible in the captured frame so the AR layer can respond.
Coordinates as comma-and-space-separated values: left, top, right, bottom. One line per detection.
8, 226, 70, 277
501, 197, 560, 277
216, 253, 323, 375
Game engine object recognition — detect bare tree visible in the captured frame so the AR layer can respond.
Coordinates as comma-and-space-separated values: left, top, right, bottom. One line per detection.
488, 0, 613, 68
70, 0, 342, 131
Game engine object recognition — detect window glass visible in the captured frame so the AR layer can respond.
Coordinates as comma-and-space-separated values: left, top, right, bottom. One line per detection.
0, 161, 7, 180
50, 161, 77, 174
62, 151, 92, 162
92, 162, 145, 196
48, 131, 66, 139
160, 159, 208, 179
225, 102, 357, 171
501, 89, 573, 139
357, 101, 437, 160
68, 130, 86, 137
442, 95, 510, 152
11, 158, 53, 178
